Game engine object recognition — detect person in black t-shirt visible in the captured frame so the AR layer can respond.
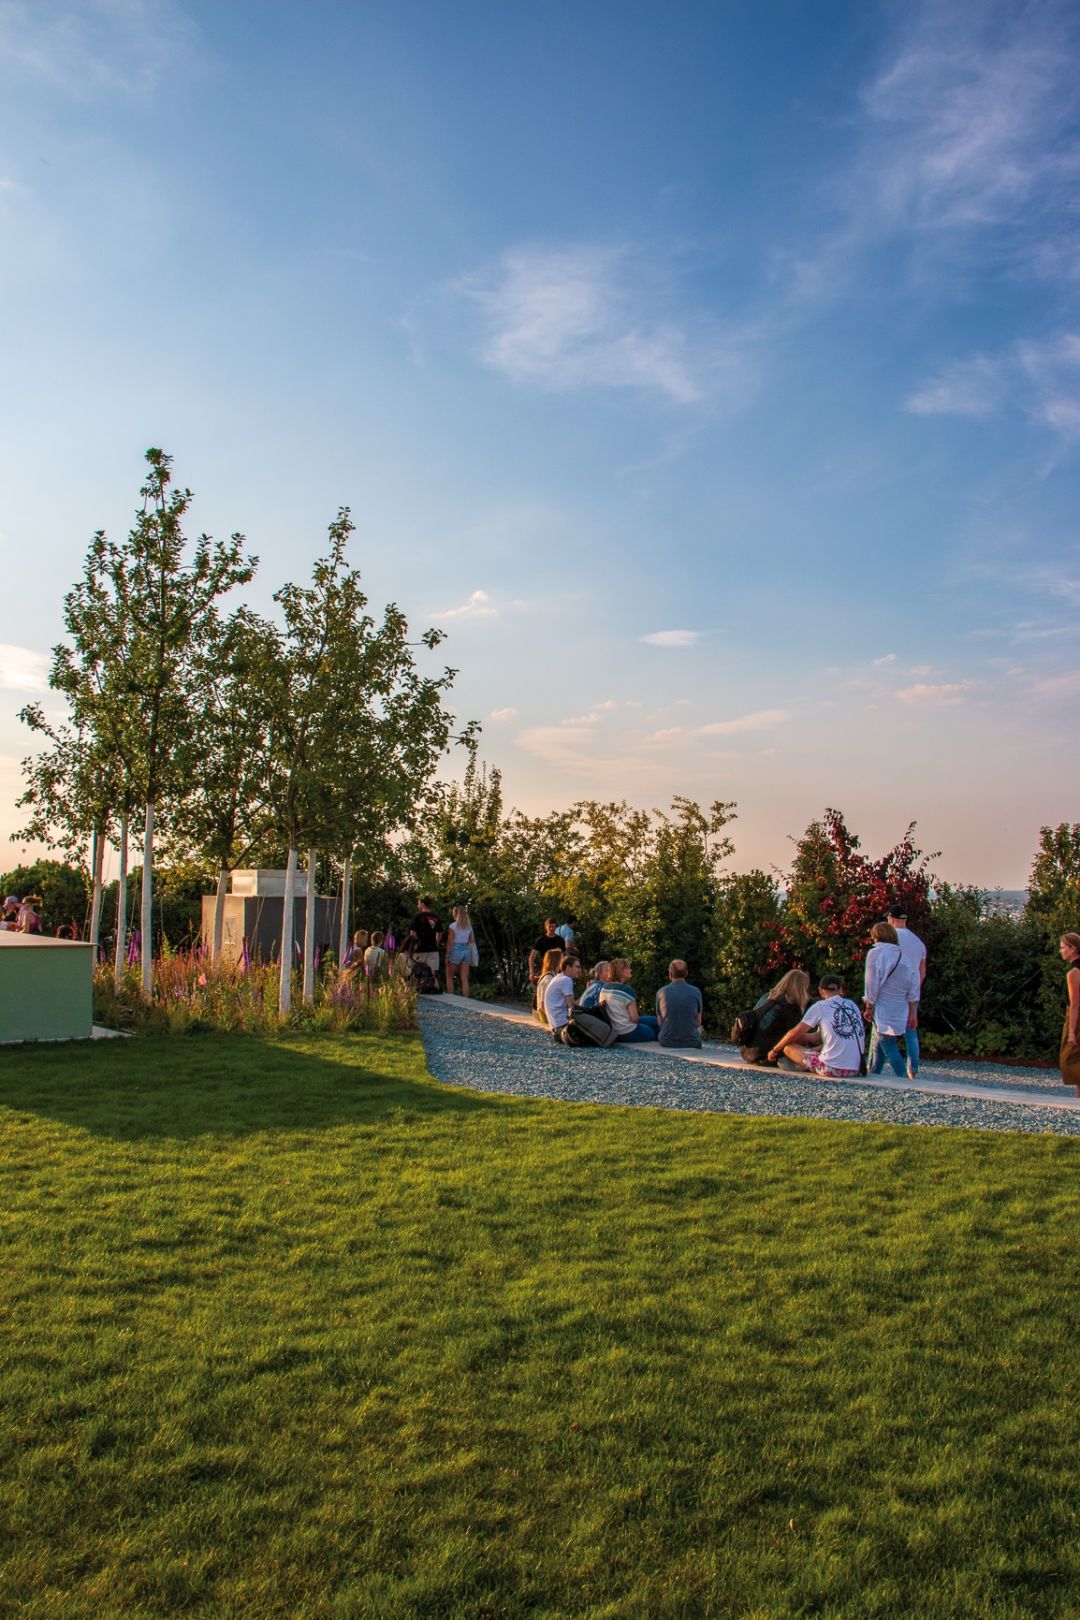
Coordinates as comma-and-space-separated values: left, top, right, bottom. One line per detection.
410, 898, 443, 978
528, 918, 565, 983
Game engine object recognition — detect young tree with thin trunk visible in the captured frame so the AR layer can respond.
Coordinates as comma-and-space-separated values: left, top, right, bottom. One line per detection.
267, 509, 464, 1010
49, 450, 255, 996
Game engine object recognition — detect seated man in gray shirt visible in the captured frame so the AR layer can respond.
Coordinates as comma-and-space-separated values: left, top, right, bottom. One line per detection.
655, 960, 703, 1048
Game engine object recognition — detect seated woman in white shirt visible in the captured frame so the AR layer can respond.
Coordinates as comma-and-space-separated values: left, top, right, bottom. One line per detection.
534, 948, 564, 1025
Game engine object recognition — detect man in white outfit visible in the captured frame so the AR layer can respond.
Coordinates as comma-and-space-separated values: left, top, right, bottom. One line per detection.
887, 904, 927, 1078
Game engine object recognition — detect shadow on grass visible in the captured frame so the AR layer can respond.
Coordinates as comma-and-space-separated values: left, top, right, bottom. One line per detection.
0, 1030, 501, 1142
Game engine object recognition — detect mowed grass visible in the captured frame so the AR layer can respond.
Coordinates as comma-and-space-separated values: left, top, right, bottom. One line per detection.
2, 1037, 1080, 1619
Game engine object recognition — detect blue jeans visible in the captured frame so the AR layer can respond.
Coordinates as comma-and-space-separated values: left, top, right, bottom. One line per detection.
870, 1029, 907, 1077
903, 1026, 920, 1076
617, 1015, 659, 1044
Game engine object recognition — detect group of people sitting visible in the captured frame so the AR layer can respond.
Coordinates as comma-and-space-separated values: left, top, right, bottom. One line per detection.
533, 951, 704, 1048
527, 902, 931, 1078
1, 894, 43, 934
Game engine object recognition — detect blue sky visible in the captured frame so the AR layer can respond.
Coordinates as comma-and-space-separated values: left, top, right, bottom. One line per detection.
1, 0, 1078, 887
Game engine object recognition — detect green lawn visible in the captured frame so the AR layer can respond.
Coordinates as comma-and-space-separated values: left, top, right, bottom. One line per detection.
2, 1034, 1079, 1619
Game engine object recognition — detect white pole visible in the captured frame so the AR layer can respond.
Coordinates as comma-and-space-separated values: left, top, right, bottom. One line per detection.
140, 798, 154, 999
339, 855, 351, 965
278, 846, 298, 1013
114, 814, 129, 990
302, 846, 317, 1001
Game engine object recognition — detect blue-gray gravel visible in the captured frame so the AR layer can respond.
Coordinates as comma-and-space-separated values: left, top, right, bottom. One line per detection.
419, 1001, 1080, 1137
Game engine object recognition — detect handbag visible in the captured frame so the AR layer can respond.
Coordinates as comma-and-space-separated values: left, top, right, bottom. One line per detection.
468, 939, 479, 967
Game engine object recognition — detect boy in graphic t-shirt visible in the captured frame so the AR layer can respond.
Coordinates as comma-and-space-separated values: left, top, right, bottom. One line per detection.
766, 974, 865, 1078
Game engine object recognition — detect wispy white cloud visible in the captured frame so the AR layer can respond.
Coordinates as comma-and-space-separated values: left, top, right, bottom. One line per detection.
640, 628, 701, 647
905, 354, 1005, 417
872, 652, 898, 666
0, 642, 48, 693
782, 3, 1080, 306
489, 706, 518, 721
0, 0, 203, 101
459, 242, 753, 406
698, 707, 789, 736
436, 589, 497, 620
896, 681, 969, 705
650, 707, 789, 742
906, 329, 1080, 443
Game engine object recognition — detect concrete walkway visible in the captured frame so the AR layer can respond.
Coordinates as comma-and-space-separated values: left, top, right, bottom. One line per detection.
433, 993, 1080, 1114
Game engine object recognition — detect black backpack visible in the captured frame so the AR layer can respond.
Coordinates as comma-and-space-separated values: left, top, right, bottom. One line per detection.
731, 998, 788, 1049
560, 1004, 618, 1048
410, 960, 441, 995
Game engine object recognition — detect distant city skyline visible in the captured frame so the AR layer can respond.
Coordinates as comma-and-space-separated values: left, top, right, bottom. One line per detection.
2, 0, 1078, 889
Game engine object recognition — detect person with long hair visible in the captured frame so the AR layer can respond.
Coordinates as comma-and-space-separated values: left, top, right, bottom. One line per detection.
446, 904, 476, 997
1060, 933, 1080, 1093
534, 948, 564, 1024
739, 968, 812, 1064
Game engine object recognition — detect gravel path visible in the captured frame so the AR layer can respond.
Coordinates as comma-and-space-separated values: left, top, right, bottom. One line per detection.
418, 1001, 1080, 1138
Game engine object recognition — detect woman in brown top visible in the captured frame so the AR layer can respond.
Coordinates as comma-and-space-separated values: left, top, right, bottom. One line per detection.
1060, 933, 1080, 1093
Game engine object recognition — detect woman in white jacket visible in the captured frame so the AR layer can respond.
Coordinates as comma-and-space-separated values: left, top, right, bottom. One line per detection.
864, 922, 920, 1078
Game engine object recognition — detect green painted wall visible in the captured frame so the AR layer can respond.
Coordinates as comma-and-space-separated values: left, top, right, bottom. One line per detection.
0, 939, 93, 1044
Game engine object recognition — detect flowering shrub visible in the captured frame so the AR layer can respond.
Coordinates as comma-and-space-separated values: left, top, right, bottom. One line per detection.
94, 957, 417, 1036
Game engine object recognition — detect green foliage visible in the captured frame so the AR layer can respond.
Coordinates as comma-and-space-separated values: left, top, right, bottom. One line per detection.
708, 869, 784, 1029
3, 1036, 1080, 1615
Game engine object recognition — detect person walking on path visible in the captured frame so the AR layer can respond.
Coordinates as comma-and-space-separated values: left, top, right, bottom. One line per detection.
1060, 933, 1080, 1094
864, 922, 920, 1079
445, 905, 476, 997
887, 904, 926, 1078
656, 960, 703, 1048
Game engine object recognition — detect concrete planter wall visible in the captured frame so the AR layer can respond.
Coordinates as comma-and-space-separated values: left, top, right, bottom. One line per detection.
0, 935, 94, 1044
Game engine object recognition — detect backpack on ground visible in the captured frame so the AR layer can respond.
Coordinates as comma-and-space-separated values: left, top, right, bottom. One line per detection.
730, 998, 788, 1052
410, 960, 441, 995
560, 1005, 618, 1048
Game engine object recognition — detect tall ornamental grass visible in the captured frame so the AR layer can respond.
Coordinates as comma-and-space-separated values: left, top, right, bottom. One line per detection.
94, 956, 417, 1036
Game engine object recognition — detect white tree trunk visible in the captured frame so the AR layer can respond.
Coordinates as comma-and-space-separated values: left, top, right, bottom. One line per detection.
302, 846, 317, 1001
339, 855, 351, 966
212, 867, 229, 963
114, 814, 129, 990
278, 845, 298, 1013
89, 826, 105, 949
140, 798, 154, 999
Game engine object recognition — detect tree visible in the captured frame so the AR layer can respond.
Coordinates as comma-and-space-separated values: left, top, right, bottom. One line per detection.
50, 449, 255, 995
778, 809, 935, 988
267, 509, 463, 1010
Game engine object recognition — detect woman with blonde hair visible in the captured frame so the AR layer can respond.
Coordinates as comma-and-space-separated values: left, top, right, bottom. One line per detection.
1060, 933, 1080, 1093
579, 961, 612, 1011
446, 904, 476, 997
738, 968, 812, 1064
599, 959, 659, 1043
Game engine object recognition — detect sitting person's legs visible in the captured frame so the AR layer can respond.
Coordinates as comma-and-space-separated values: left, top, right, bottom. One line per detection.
616, 1021, 657, 1044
